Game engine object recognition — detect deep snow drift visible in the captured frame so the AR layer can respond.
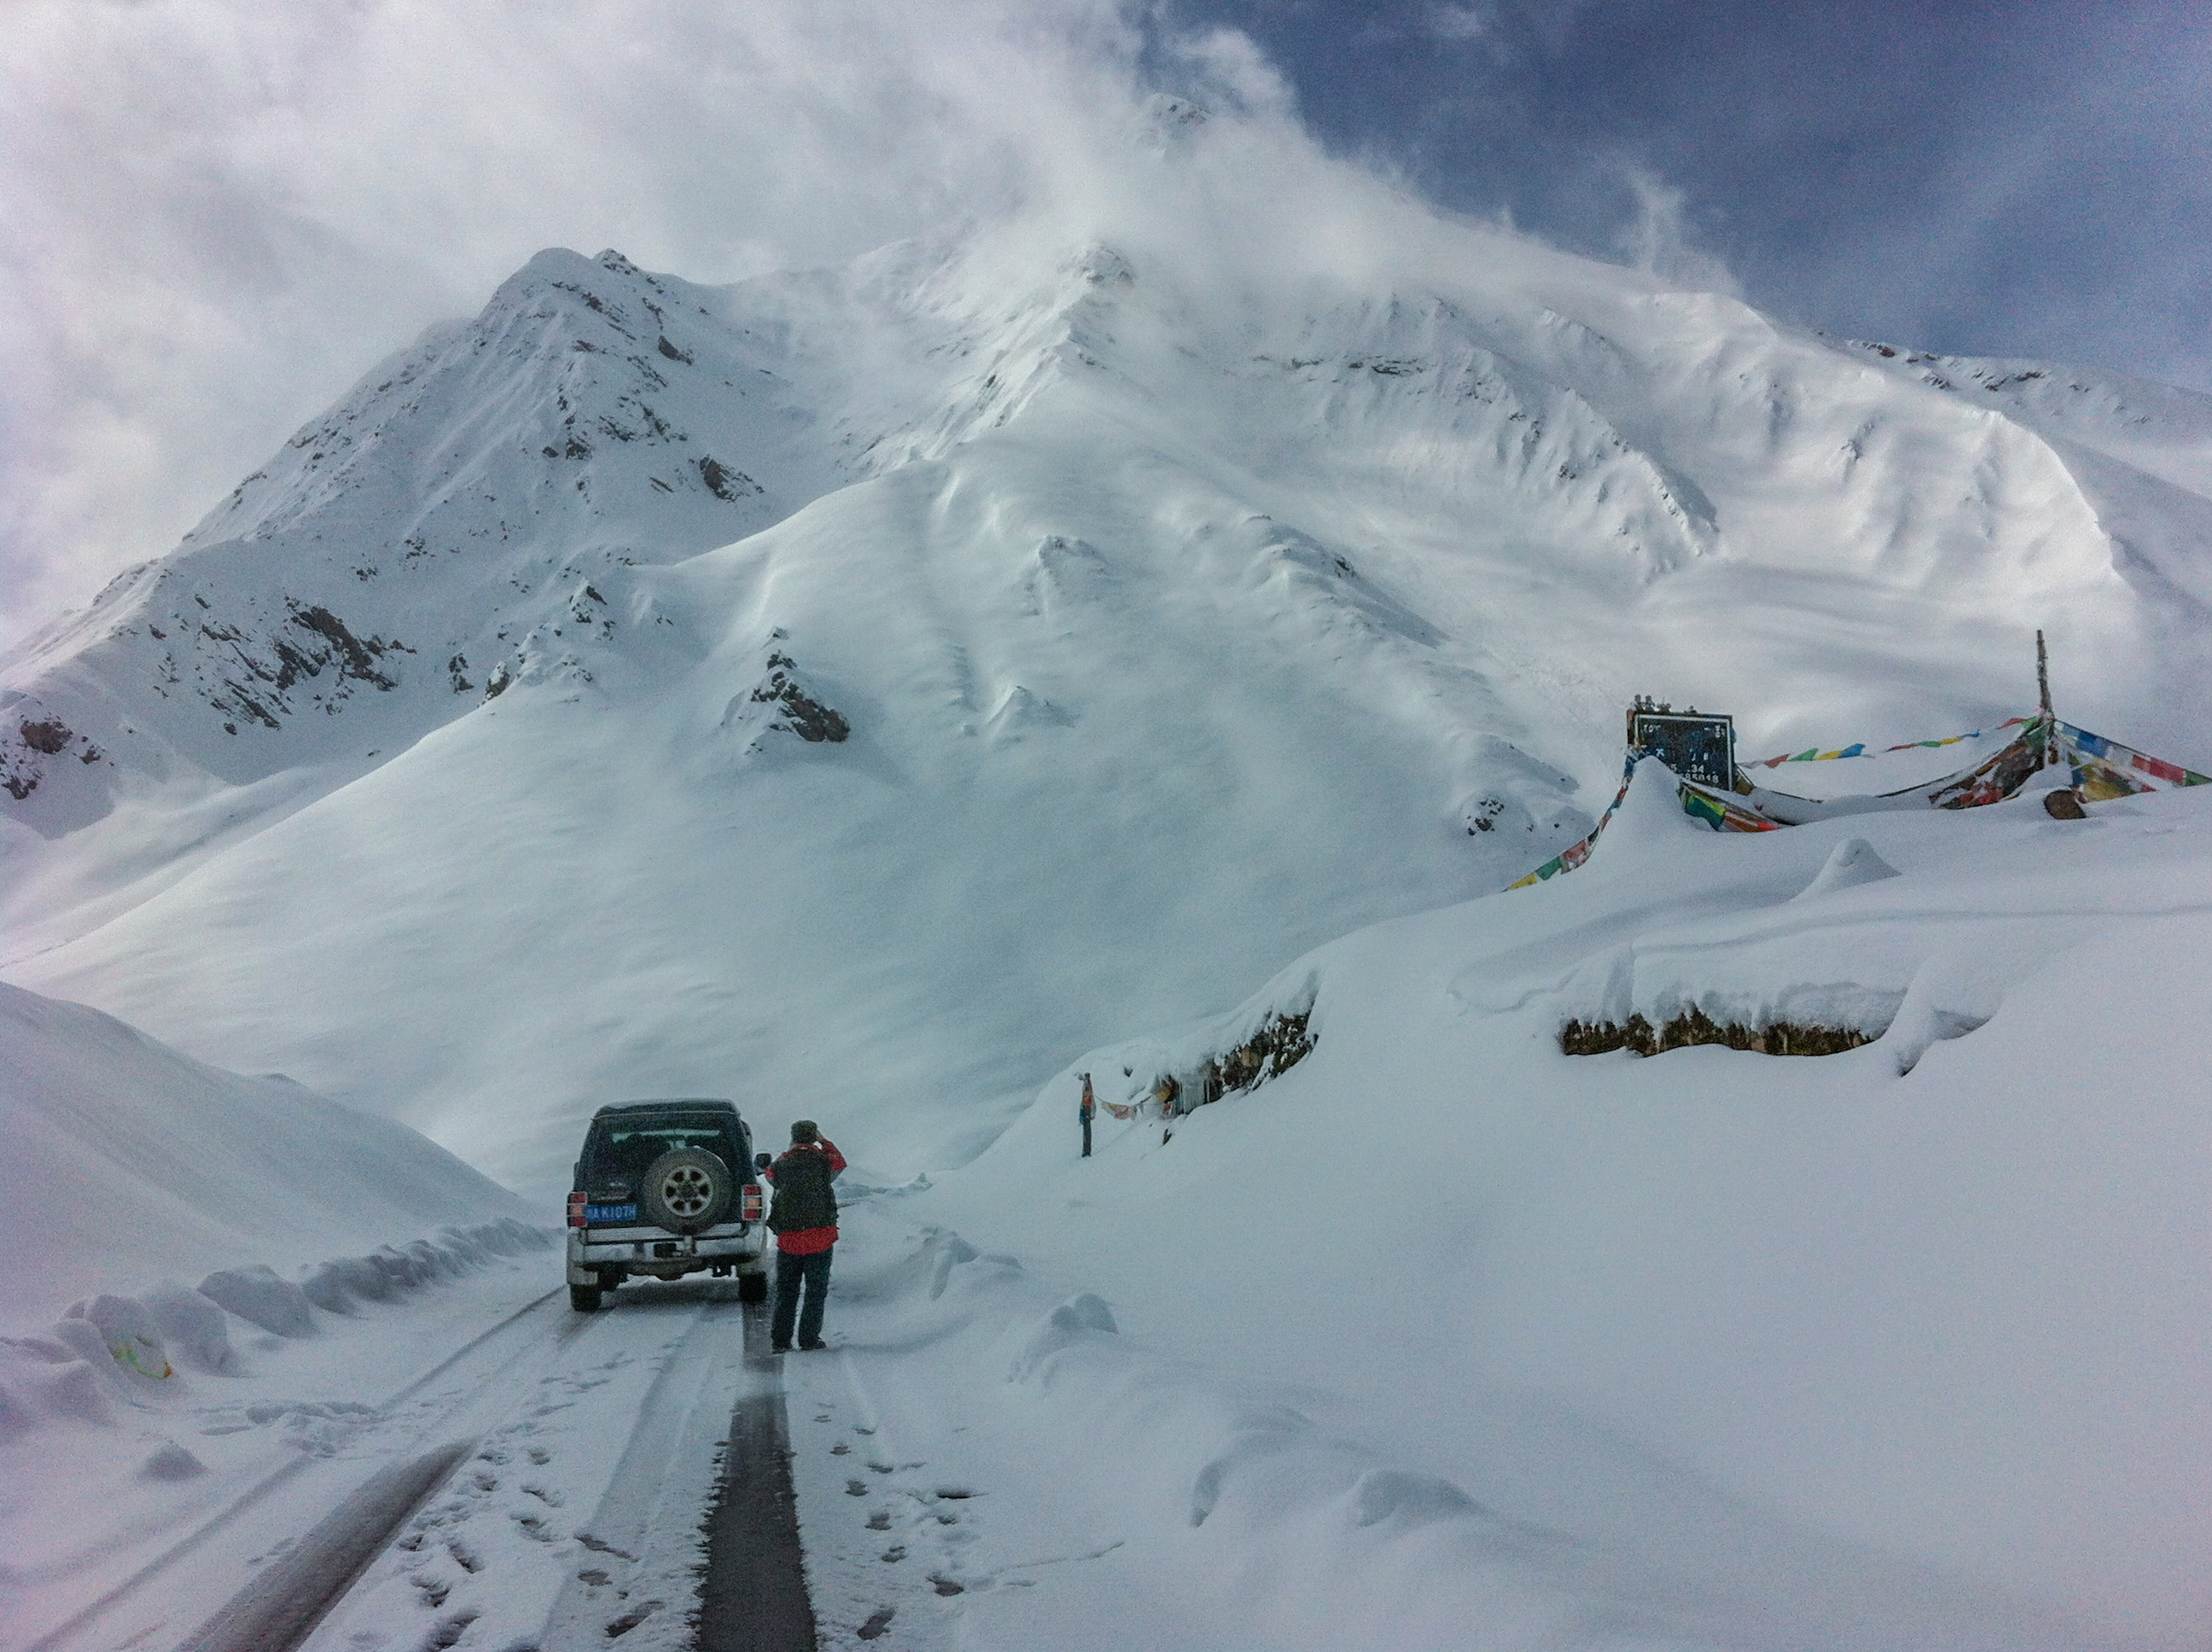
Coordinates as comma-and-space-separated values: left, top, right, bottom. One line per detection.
923, 765, 2212, 1648
0, 982, 554, 1650
0, 980, 534, 1329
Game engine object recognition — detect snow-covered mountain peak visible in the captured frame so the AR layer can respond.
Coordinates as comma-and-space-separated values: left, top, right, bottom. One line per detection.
184, 244, 820, 553
3, 207, 2200, 841
1136, 91, 1210, 154
0, 243, 903, 826
6, 197, 2211, 1197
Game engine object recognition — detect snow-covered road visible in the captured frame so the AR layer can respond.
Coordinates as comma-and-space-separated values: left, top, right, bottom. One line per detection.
10, 1198, 1229, 1652
15, 1191, 1574, 1652
9, 1262, 789, 1652
9, 1160, 2189, 1652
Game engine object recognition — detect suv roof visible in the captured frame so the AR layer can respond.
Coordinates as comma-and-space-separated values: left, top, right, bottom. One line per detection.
591, 1097, 741, 1118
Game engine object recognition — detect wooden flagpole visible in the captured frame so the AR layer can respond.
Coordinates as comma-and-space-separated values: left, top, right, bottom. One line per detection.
2036, 629, 2055, 765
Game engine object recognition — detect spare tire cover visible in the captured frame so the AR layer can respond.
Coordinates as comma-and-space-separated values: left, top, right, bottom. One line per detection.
640, 1147, 731, 1235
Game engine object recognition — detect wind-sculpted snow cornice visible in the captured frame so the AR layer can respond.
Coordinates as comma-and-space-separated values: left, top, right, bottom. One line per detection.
1841, 336, 2212, 506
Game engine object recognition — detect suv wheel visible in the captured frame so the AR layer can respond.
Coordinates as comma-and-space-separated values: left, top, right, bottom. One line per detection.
641, 1146, 732, 1233
737, 1271, 768, 1304
569, 1283, 603, 1312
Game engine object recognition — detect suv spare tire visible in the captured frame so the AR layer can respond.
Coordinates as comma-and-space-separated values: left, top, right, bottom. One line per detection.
641, 1147, 731, 1234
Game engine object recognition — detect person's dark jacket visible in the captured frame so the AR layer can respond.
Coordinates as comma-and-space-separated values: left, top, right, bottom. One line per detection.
766, 1143, 841, 1236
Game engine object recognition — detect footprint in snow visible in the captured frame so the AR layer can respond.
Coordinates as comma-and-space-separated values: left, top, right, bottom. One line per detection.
845, 1480, 870, 1497
831, 1443, 850, 1455
880, 1545, 905, 1562
866, 1511, 891, 1531
604, 1601, 662, 1638
424, 1609, 479, 1649
856, 1607, 896, 1641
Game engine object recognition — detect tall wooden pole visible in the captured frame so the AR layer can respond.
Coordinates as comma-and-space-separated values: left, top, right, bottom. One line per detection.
2036, 628, 2056, 765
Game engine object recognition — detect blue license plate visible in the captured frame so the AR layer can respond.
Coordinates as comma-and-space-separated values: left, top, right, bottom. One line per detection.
586, 1203, 638, 1224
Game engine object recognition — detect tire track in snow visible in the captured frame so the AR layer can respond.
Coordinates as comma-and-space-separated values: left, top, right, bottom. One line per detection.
177, 1440, 478, 1652
696, 1296, 817, 1651
16, 1285, 564, 1652
530, 1283, 773, 1649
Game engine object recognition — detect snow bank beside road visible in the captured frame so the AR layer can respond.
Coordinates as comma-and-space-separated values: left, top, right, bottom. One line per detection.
924, 771, 2212, 1648
0, 980, 537, 1328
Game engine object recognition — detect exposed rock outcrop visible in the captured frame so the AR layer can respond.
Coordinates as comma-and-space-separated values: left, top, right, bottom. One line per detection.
748, 652, 849, 744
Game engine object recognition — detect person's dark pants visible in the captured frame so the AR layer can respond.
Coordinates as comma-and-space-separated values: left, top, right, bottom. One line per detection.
1081, 1117, 1091, 1157
772, 1248, 833, 1348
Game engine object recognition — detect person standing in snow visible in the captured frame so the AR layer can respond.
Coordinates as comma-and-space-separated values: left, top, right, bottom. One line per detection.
765, 1120, 845, 1352
1079, 1073, 1096, 1158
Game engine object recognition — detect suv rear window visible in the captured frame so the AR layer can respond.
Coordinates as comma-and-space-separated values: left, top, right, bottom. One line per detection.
584, 1115, 743, 1186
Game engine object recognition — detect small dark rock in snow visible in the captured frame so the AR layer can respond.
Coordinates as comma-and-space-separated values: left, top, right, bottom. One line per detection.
19, 718, 72, 755
750, 652, 849, 742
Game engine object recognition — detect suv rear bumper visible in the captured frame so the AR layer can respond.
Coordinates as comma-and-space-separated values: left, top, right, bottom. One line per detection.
566, 1224, 767, 1285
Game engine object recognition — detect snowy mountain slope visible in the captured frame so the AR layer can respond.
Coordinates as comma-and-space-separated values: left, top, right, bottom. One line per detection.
1836, 337, 2212, 618
6, 130, 2212, 1198
0, 980, 532, 1326
0, 247, 871, 835
3, 423, 1593, 1191
935, 769, 2212, 1647
1842, 336, 2212, 501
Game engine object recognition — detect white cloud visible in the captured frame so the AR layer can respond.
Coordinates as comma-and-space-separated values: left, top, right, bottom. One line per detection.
1423, 4, 1492, 43
1172, 26, 1298, 118
0, 0, 1164, 645
0, 0, 1734, 650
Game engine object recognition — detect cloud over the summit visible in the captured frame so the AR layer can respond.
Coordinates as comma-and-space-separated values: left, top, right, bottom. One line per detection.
0, 0, 1204, 645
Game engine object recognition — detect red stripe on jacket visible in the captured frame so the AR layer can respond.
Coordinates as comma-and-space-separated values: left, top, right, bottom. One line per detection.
764, 1140, 845, 1253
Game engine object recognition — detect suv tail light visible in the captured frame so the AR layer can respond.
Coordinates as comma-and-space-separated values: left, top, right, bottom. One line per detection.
741, 1184, 764, 1223
567, 1190, 586, 1228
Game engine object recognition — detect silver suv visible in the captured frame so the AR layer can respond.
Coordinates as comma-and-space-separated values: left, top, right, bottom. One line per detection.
564, 1098, 770, 1311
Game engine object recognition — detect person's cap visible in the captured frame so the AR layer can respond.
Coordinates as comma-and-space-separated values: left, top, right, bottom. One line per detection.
790, 1120, 819, 1143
